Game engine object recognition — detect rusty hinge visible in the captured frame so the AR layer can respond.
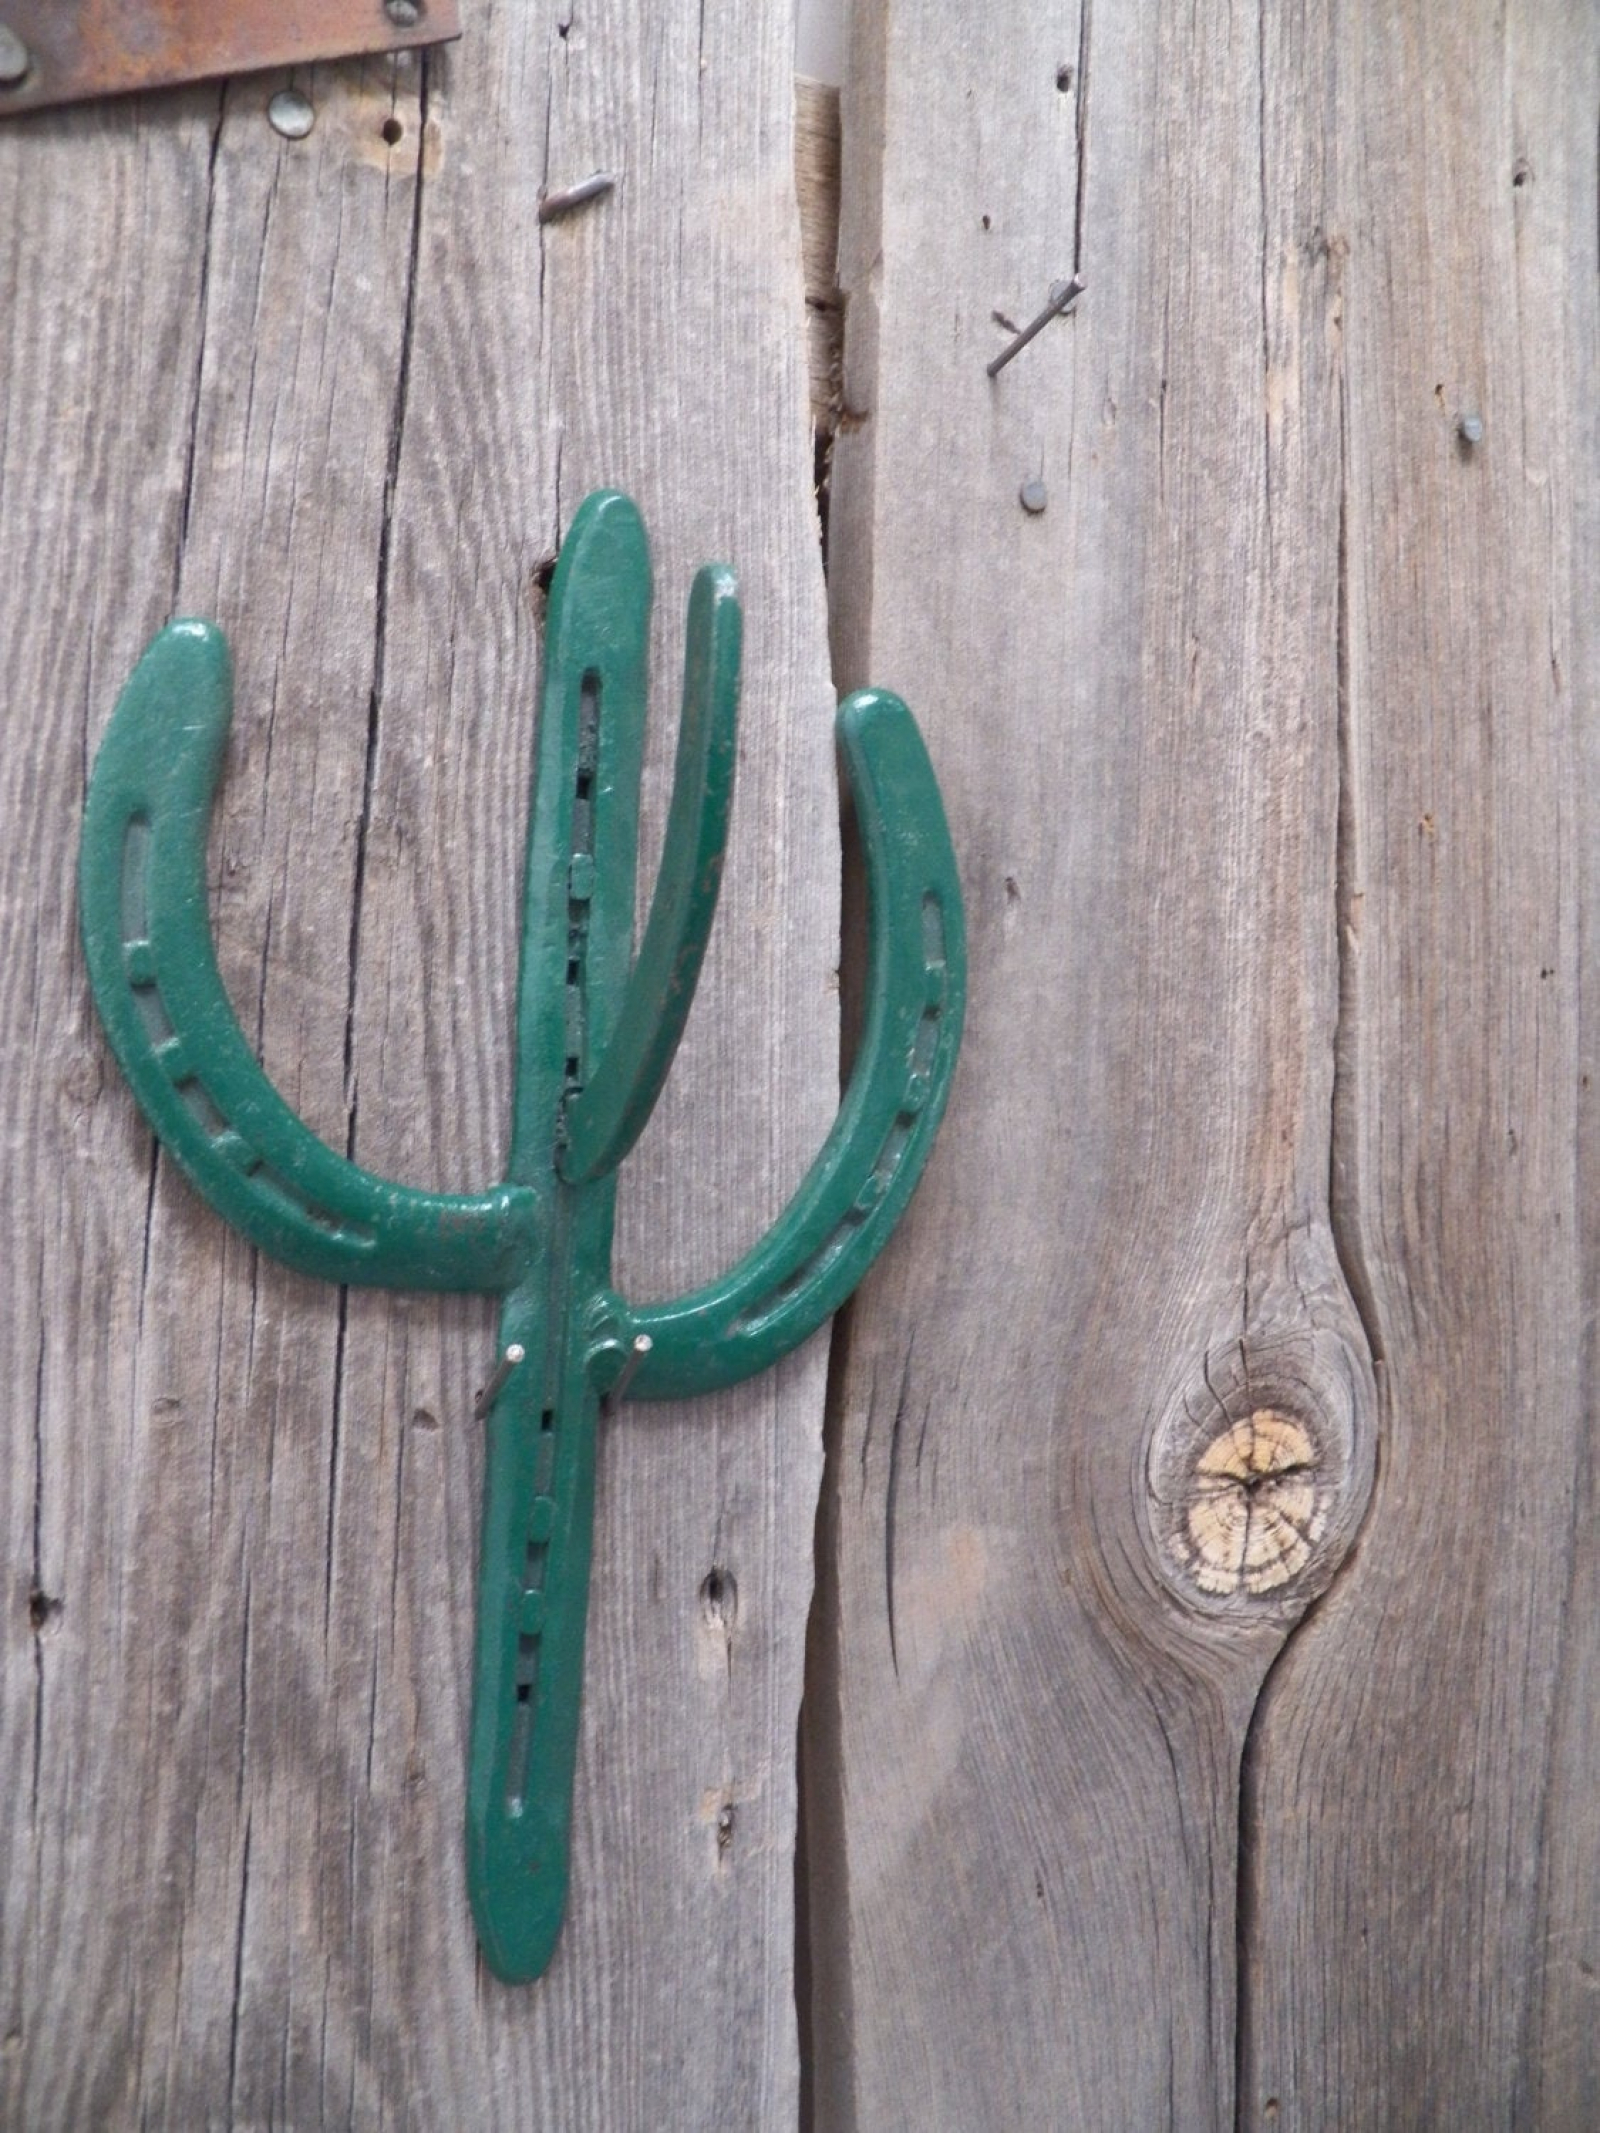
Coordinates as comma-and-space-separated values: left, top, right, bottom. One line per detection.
0, 1, 462, 117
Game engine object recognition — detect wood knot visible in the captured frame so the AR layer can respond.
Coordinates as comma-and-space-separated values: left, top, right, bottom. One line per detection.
1180, 1409, 1324, 1596
1144, 1316, 1375, 1619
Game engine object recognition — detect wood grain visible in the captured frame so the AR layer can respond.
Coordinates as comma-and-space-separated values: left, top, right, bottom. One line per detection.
1241, 7, 1600, 2125
796, 77, 843, 443
0, 6, 833, 2124
811, 2, 1597, 2125
811, 2, 1375, 2125
6, 3, 1594, 2122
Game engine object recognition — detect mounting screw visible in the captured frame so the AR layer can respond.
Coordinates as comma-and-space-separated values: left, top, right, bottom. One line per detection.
1457, 412, 1485, 447
267, 88, 315, 140
0, 25, 31, 87
385, 0, 424, 26
1019, 477, 1048, 516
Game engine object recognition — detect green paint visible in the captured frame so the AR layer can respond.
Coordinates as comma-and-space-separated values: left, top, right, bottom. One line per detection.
79, 490, 966, 1982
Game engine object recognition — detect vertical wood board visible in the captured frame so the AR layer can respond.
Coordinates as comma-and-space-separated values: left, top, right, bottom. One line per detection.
813, 1, 1373, 2126
0, 7, 833, 2126
1242, 6, 1600, 2124
811, 0, 1595, 2126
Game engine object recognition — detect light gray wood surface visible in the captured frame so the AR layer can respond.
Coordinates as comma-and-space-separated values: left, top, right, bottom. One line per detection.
4, 3, 1596, 2126
811, 1, 1595, 2128
0, 7, 834, 2126
1243, 9, 1600, 2127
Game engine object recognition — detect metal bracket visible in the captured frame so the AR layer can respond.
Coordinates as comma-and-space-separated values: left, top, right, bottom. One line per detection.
79, 491, 967, 1984
0, 1, 461, 117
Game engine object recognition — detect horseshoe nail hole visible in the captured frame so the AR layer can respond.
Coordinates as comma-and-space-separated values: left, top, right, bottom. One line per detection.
1511, 157, 1532, 188
716, 1801, 736, 1854
28, 1590, 62, 1633
381, 116, 404, 147
1056, 64, 1074, 92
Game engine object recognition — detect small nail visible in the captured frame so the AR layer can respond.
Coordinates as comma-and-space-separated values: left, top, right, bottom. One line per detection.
987, 274, 1084, 378
608, 1333, 653, 1405
1457, 412, 1484, 447
0, 26, 32, 87
538, 172, 617, 223
475, 1342, 526, 1419
384, 0, 424, 27
268, 88, 315, 140
1019, 477, 1048, 515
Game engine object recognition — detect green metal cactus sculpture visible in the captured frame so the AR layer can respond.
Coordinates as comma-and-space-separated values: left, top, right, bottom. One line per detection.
79, 490, 965, 1983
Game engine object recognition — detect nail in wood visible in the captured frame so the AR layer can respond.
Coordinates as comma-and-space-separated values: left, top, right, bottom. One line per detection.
987, 275, 1085, 378
475, 1342, 526, 1418
538, 172, 616, 223
607, 1333, 653, 1406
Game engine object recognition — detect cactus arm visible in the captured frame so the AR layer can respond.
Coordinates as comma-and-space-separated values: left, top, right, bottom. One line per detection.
559, 564, 741, 1185
79, 620, 538, 1291
613, 688, 965, 1400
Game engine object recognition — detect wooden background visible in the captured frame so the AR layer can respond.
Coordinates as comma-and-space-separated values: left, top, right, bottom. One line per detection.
1, 1, 1596, 2127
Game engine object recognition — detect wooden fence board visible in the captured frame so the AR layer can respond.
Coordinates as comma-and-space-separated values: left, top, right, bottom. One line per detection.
812, 2, 1377, 2125
1241, 7, 1600, 2126
813, 2, 1597, 2125
0, 7, 832, 2125
5, 2, 1595, 2125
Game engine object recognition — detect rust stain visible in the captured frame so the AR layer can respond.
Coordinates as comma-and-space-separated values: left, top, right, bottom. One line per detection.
0, 0, 460, 116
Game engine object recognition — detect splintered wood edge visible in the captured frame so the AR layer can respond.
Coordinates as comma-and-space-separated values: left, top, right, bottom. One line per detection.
795, 76, 843, 435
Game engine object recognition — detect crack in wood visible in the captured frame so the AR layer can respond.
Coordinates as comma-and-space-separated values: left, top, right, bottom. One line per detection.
173, 82, 229, 607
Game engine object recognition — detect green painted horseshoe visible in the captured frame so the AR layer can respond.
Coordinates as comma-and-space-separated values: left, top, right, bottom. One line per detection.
79, 490, 966, 1983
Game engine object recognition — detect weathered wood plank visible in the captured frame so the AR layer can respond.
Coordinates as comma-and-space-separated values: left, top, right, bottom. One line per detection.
1241, 7, 1600, 2125
0, 6, 832, 2124
811, 2, 1375, 2126
0, 82, 228, 2128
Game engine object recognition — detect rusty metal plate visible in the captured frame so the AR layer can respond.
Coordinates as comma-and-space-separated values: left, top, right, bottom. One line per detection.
0, 1, 462, 117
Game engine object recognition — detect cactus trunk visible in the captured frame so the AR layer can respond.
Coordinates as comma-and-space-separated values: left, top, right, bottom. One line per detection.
466, 494, 648, 1977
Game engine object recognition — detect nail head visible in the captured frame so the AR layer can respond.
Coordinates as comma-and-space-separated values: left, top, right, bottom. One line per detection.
474, 1341, 527, 1419
268, 88, 315, 139
0, 26, 31, 86
607, 1330, 653, 1406
1019, 478, 1049, 515
1457, 412, 1484, 447
385, 0, 424, 26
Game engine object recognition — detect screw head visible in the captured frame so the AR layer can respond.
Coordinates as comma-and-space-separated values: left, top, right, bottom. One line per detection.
0, 25, 32, 87
385, 0, 423, 26
267, 88, 315, 140
1019, 477, 1049, 515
